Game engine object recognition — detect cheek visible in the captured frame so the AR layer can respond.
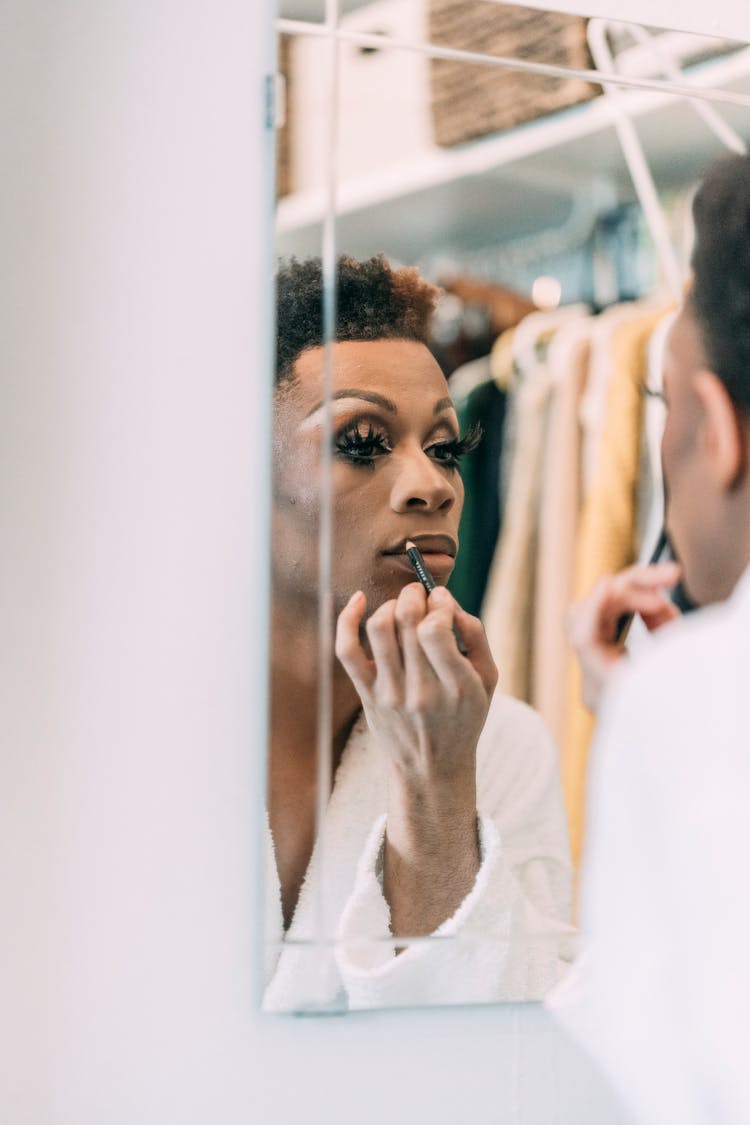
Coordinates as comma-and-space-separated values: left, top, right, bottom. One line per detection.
662, 409, 708, 573
273, 440, 321, 516
660, 423, 678, 488
331, 467, 385, 534
661, 409, 694, 490
454, 472, 465, 514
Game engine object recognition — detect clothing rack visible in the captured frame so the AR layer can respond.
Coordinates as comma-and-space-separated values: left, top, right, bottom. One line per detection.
587, 19, 748, 298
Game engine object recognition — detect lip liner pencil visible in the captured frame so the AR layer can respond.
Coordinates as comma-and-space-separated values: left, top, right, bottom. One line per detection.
404, 540, 469, 657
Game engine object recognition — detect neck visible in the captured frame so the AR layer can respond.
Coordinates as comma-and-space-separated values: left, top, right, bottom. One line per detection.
269, 593, 362, 770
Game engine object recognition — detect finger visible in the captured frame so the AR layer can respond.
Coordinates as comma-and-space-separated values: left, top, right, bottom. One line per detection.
393, 581, 428, 631
597, 589, 678, 638
365, 599, 405, 707
451, 604, 498, 694
641, 601, 681, 632
393, 583, 442, 710
649, 559, 682, 584
566, 585, 608, 648
568, 572, 680, 648
335, 590, 375, 693
425, 587, 498, 696
415, 604, 467, 695
394, 582, 437, 676
610, 560, 682, 596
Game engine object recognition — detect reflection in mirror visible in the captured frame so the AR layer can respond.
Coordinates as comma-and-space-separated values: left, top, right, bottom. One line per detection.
278, 0, 374, 24
268, 3, 750, 1014
276, 1, 325, 25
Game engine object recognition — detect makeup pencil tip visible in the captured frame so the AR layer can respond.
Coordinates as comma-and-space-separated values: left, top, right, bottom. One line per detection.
405, 540, 416, 551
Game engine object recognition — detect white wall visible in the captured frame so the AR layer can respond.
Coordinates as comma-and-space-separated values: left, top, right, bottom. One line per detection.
528, 0, 750, 43
282, 0, 750, 41
0, 2, 646, 1122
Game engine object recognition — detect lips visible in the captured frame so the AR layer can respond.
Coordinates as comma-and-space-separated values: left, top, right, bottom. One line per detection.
382, 534, 457, 558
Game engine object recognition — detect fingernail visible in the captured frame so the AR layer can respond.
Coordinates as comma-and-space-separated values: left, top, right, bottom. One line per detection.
348, 590, 364, 607
430, 586, 450, 604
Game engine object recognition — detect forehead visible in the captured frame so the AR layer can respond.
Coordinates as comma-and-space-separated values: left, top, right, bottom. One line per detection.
290, 338, 449, 409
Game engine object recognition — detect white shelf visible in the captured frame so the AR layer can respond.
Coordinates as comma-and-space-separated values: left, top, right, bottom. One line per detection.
275, 44, 750, 263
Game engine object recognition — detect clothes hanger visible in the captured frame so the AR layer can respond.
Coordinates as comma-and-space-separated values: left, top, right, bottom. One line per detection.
586, 19, 748, 302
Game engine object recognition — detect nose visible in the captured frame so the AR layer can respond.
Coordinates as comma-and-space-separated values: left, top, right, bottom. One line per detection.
390, 446, 457, 514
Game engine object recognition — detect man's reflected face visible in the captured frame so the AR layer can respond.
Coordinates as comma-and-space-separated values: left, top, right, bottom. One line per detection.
272, 338, 465, 615
661, 304, 716, 605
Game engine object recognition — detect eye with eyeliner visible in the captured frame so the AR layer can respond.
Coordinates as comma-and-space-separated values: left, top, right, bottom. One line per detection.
334, 420, 391, 467
425, 422, 483, 468
334, 418, 482, 469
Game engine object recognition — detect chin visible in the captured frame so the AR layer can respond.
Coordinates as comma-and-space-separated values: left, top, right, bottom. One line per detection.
359, 574, 411, 613
677, 571, 702, 609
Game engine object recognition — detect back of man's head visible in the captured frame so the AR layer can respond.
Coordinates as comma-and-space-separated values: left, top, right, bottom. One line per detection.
690, 153, 750, 415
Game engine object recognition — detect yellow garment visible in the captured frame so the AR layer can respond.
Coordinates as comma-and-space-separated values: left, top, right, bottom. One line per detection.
563, 306, 671, 871
579, 304, 655, 496
483, 308, 587, 704
489, 325, 517, 391
532, 319, 592, 749
482, 345, 555, 703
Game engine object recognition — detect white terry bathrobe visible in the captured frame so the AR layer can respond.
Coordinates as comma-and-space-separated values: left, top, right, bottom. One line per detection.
263, 690, 576, 1012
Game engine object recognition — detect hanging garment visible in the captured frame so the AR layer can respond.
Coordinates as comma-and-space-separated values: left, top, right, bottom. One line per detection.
482, 307, 588, 704
490, 322, 518, 393
431, 275, 533, 377
532, 317, 594, 749
578, 301, 658, 496
448, 353, 494, 403
450, 360, 508, 617
549, 566, 750, 1125
481, 335, 557, 702
637, 310, 675, 556
441, 274, 536, 338
563, 304, 673, 870
626, 309, 676, 656
491, 324, 521, 514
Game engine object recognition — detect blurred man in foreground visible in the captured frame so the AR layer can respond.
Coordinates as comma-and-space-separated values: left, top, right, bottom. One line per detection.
550, 154, 750, 1125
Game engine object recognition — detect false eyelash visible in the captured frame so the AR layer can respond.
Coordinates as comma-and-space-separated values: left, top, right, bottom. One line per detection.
449, 420, 483, 454
334, 420, 484, 469
335, 422, 390, 464
424, 424, 483, 469
642, 384, 667, 404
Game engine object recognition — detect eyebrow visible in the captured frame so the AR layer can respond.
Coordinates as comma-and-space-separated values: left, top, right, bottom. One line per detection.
305, 390, 455, 419
305, 389, 396, 418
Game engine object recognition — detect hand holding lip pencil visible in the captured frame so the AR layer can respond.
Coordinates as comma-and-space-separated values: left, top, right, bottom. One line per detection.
566, 528, 683, 714
404, 540, 469, 656
334, 535, 499, 938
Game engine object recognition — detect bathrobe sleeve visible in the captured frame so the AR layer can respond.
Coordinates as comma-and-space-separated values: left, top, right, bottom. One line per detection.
335, 691, 576, 1008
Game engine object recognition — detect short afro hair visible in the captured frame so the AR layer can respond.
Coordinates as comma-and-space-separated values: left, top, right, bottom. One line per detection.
275, 254, 439, 385
690, 153, 750, 414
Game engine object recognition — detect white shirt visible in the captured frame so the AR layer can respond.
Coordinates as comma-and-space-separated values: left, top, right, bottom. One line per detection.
264, 691, 575, 1012
549, 567, 750, 1125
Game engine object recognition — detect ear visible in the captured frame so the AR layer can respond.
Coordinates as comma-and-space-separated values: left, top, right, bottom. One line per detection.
693, 369, 747, 491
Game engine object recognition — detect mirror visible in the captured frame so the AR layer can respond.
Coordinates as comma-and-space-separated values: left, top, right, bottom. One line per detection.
267, 0, 750, 1013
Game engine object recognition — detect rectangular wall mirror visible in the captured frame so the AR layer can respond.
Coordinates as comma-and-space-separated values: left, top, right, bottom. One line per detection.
267, 0, 750, 1014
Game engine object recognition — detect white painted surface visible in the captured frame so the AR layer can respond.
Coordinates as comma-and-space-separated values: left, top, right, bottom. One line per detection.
524, 0, 750, 44
276, 43, 750, 262
281, 0, 750, 44
4, 1, 724, 1121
